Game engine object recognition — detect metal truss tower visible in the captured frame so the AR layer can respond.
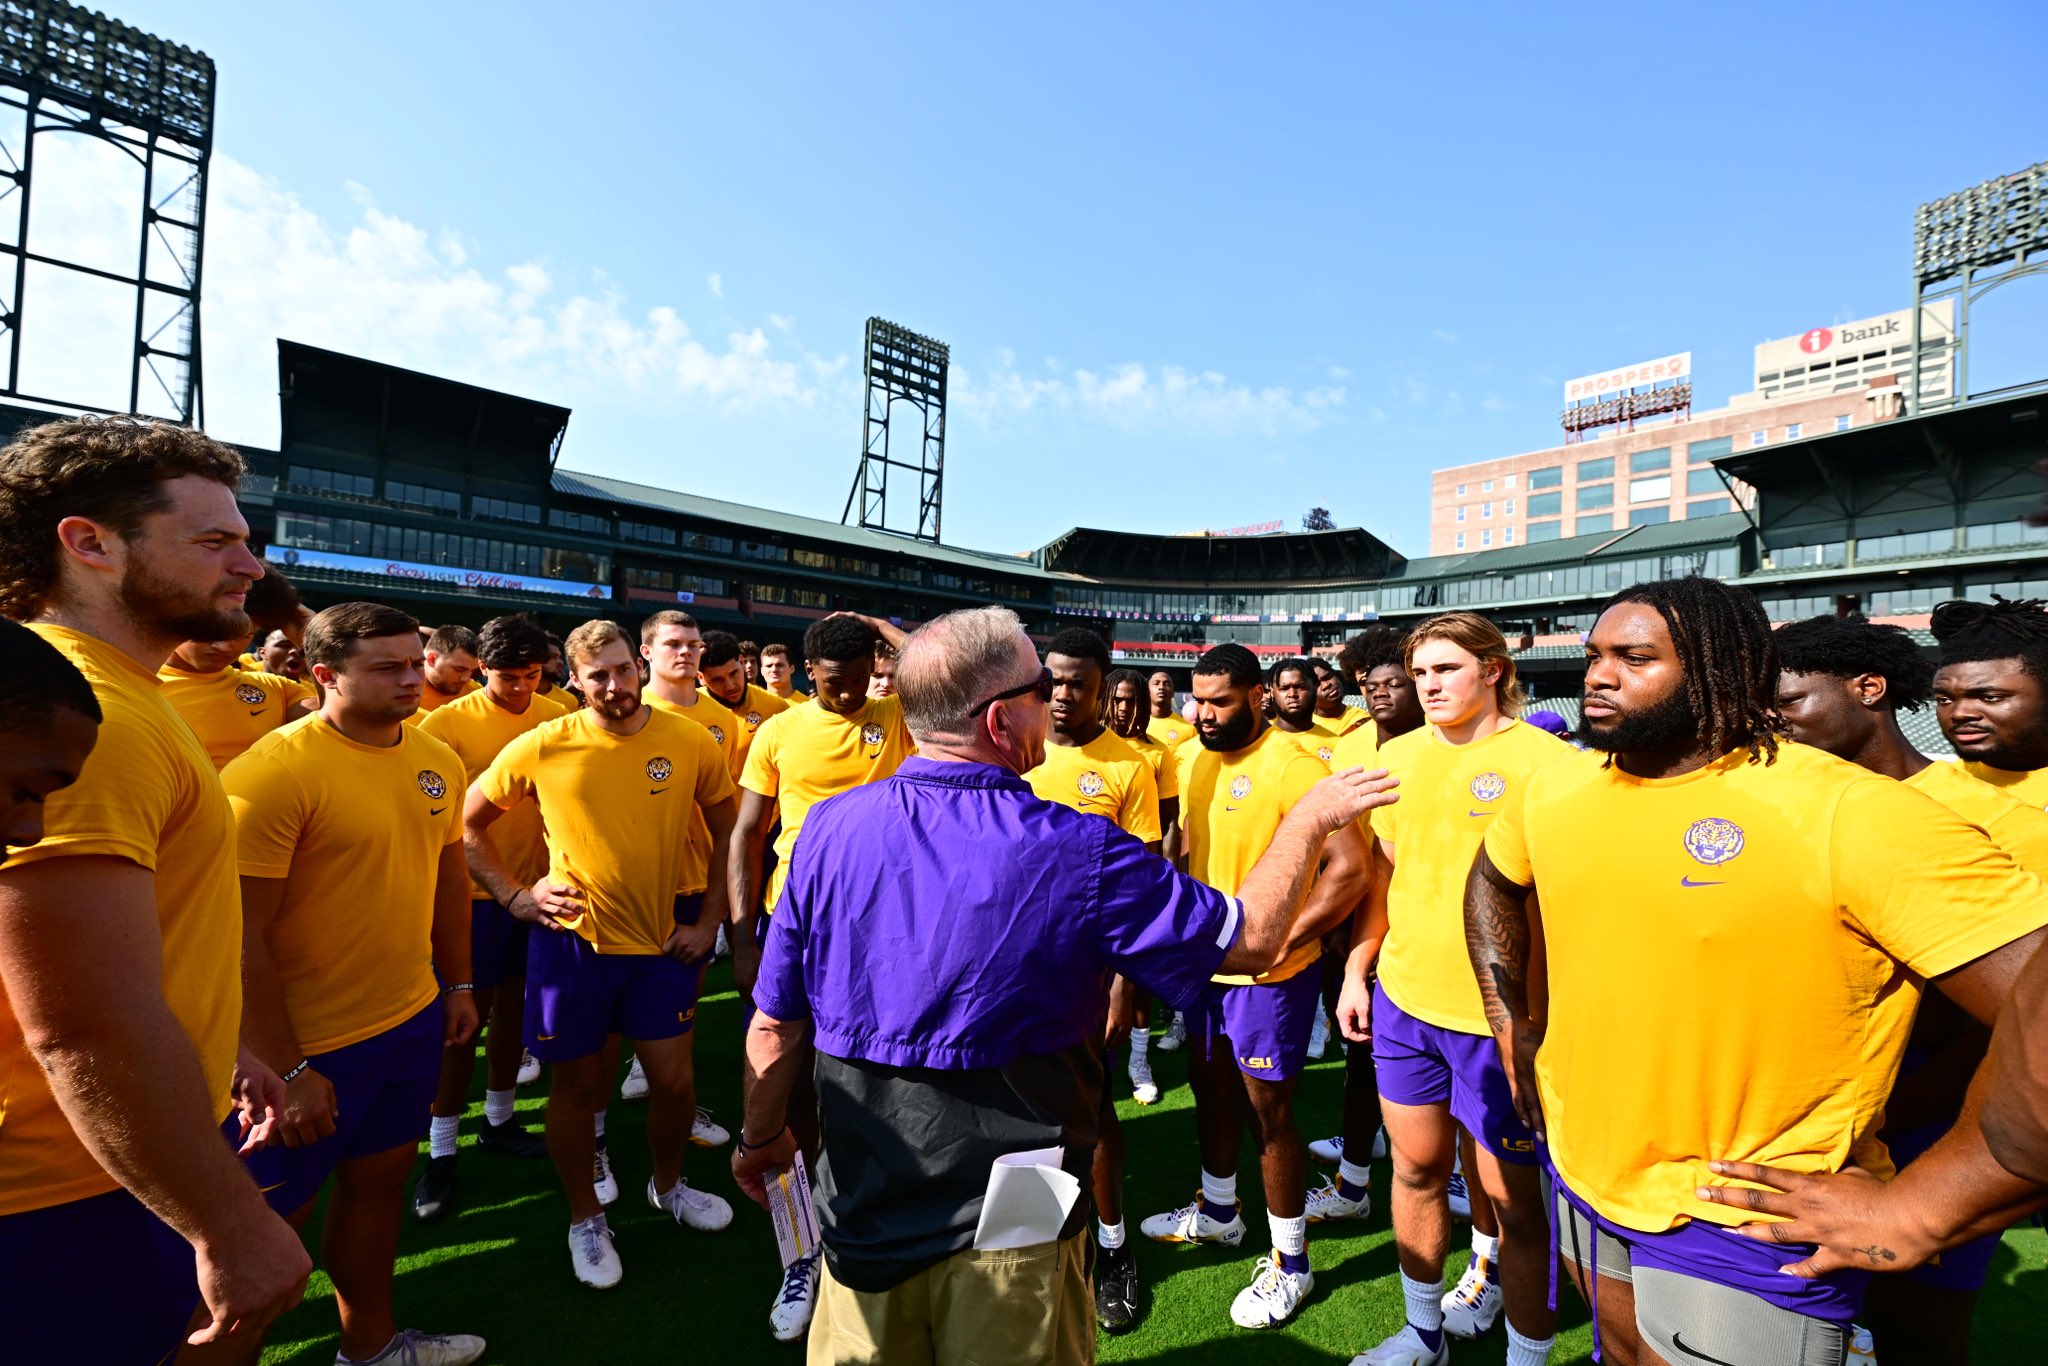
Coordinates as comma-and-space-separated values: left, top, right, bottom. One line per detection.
843, 317, 948, 543
0, 2, 215, 424
1911, 159, 2048, 414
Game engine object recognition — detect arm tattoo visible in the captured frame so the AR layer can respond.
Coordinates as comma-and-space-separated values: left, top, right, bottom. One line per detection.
1464, 849, 1533, 1037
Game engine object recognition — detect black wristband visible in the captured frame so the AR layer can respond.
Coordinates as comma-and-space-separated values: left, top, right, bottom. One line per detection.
280, 1058, 311, 1084
442, 982, 476, 996
738, 1123, 788, 1153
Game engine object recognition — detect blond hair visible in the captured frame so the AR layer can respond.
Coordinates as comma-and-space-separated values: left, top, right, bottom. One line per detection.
1404, 611, 1525, 716
564, 618, 632, 670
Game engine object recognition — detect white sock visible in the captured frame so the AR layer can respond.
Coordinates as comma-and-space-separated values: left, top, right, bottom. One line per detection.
1097, 1218, 1126, 1250
1401, 1272, 1445, 1333
484, 1088, 515, 1127
1269, 1211, 1306, 1258
1128, 1026, 1150, 1062
593, 1109, 607, 1140
1505, 1323, 1555, 1365
1471, 1229, 1502, 1264
1200, 1169, 1238, 1210
428, 1115, 459, 1159
1338, 1157, 1372, 1190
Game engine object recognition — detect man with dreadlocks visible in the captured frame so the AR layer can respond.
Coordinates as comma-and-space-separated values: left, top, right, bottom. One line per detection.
1775, 613, 2048, 1363
1462, 577, 2048, 1366
1931, 596, 2048, 809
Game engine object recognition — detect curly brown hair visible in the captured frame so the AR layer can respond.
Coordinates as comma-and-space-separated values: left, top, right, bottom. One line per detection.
0, 416, 246, 620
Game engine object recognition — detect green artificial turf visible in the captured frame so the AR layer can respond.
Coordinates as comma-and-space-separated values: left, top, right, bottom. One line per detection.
262, 964, 2048, 1364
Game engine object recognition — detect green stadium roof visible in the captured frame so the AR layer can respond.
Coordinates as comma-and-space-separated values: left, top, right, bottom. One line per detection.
1383, 511, 1752, 584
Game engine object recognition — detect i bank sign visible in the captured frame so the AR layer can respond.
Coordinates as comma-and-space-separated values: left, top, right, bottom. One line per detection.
1798, 317, 1902, 356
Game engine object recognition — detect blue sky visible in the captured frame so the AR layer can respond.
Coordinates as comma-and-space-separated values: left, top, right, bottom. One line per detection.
72, 2, 2048, 556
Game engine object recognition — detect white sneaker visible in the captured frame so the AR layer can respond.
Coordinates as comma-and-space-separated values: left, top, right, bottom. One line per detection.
1446, 1171, 1471, 1221
1374, 1126, 1389, 1160
593, 1144, 620, 1207
1128, 1052, 1161, 1106
1846, 1323, 1878, 1366
769, 1253, 821, 1342
620, 1055, 649, 1102
649, 1176, 734, 1232
1139, 1196, 1245, 1246
714, 924, 730, 959
1307, 1011, 1330, 1060
1352, 1324, 1451, 1365
517, 1051, 540, 1086
1442, 1262, 1502, 1338
568, 1214, 622, 1289
1309, 1127, 1389, 1165
339, 1328, 487, 1365
1156, 1014, 1188, 1052
1305, 1177, 1371, 1224
691, 1106, 731, 1148
1229, 1254, 1314, 1328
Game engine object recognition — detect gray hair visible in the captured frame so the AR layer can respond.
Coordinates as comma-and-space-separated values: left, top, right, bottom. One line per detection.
897, 606, 1029, 744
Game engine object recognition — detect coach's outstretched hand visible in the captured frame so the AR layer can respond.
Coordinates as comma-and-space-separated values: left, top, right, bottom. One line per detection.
1295, 767, 1399, 835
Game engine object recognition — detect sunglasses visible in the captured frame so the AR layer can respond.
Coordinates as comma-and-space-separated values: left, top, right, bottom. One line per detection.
967, 666, 1055, 718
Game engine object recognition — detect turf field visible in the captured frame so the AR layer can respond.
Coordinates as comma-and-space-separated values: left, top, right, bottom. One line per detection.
261, 963, 2048, 1364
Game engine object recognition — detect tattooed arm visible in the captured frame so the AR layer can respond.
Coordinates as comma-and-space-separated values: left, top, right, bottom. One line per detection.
1464, 845, 1544, 1138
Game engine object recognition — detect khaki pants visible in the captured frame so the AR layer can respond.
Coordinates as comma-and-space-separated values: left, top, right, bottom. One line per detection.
809, 1233, 1093, 1366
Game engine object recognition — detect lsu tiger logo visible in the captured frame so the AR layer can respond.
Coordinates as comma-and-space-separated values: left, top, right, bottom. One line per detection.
1229, 774, 1253, 801
234, 682, 267, 705
1316, 745, 1334, 763
707, 725, 726, 746
1684, 817, 1745, 866
1469, 771, 1507, 803
1077, 771, 1106, 798
417, 770, 448, 800
646, 757, 673, 783
744, 710, 763, 730
861, 722, 886, 748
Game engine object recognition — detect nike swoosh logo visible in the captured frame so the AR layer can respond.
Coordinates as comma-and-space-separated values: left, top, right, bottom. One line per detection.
536, 1033, 556, 1042
1223, 806, 1240, 813
649, 788, 669, 796
1467, 809, 1494, 817
430, 806, 447, 816
259, 1180, 288, 1193
1670, 1333, 1737, 1366
247, 708, 267, 716
1679, 876, 1723, 888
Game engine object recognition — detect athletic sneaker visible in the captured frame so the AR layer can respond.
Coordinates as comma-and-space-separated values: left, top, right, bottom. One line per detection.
1441, 1263, 1502, 1338
691, 1106, 731, 1148
337, 1328, 486, 1365
593, 1143, 620, 1207
648, 1176, 734, 1232
569, 1214, 622, 1289
620, 1055, 649, 1102
476, 1116, 547, 1158
1095, 1242, 1140, 1332
1128, 1052, 1161, 1106
1156, 1013, 1188, 1052
1845, 1324, 1878, 1366
1309, 1128, 1390, 1165
714, 924, 730, 960
769, 1253, 820, 1343
1352, 1325, 1450, 1366
1446, 1171, 1471, 1221
1307, 1011, 1331, 1060
1304, 1177, 1371, 1223
1229, 1254, 1314, 1328
517, 1051, 540, 1086
1139, 1196, 1245, 1246
411, 1155, 458, 1223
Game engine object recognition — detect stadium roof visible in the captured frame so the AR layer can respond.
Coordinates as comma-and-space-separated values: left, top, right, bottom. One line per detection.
1384, 511, 1752, 583
1036, 524, 1401, 584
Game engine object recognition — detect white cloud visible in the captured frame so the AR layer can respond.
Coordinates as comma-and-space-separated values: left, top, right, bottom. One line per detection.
767, 312, 793, 332
954, 356, 1346, 437
1431, 328, 1459, 345
707, 272, 723, 300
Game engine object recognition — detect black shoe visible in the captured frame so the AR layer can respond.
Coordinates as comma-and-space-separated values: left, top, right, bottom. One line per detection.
477, 1116, 549, 1159
412, 1154, 458, 1222
1095, 1242, 1140, 1333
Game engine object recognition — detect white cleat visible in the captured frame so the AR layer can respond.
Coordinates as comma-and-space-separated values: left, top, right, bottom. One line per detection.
1128, 1052, 1161, 1105
1446, 1170, 1471, 1221
1442, 1262, 1502, 1338
1352, 1325, 1451, 1366
568, 1214, 622, 1289
649, 1176, 734, 1232
1305, 1177, 1371, 1224
691, 1105, 731, 1148
516, 1051, 540, 1086
1307, 1011, 1331, 1060
1156, 1014, 1188, 1053
1139, 1196, 1245, 1247
1309, 1127, 1390, 1165
338, 1328, 487, 1366
620, 1055, 649, 1102
1229, 1254, 1314, 1329
593, 1144, 620, 1207
769, 1253, 821, 1343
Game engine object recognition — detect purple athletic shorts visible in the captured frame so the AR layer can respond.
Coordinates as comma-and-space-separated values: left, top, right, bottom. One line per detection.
1, 1186, 200, 1363
524, 900, 705, 1062
1186, 966, 1322, 1082
1371, 981, 1538, 1166
245, 1001, 442, 1214
1886, 1119, 2003, 1291
468, 897, 530, 993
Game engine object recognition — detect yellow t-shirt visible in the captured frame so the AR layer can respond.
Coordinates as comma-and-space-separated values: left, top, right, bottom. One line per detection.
1954, 759, 2048, 811
157, 663, 316, 771
741, 694, 915, 911
1485, 741, 2048, 1234
721, 683, 791, 778
1178, 726, 1329, 985
1906, 760, 2048, 871
406, 676, 482, 726
479, 708, 735, 953
223, 718, 464, 1054
1276, 725, 1339, 769
1027, 729, 1161, 844
1311, 705, 1372, 737
1126, 731, 1181, 803
0, 627, 242, 1215
648, 688, 742, 778
537, 684, 581, 712
419, 687, 567, 898
1374, 720, 1575, 1035
1147, 714, 1198, 751
236, 651, 263, 671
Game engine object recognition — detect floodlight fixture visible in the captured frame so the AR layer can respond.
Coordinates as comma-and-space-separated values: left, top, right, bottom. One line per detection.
1910, 159, 2048, 413
843, 317, 950, 544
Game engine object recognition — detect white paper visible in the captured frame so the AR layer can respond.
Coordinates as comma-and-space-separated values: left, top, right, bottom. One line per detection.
971, 1146, 1080, 1251
767, 1151, 823, 1268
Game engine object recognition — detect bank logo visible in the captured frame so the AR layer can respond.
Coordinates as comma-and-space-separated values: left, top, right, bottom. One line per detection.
1799, 327, 1833, 355
646, 757, 673, 783
417, 770, 448, 800
1684, 817, 1745, 867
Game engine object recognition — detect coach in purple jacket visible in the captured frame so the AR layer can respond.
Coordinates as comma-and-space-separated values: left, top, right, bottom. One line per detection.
732, 606, 1395, 1364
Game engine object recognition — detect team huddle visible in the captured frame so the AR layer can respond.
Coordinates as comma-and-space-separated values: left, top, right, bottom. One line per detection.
2, 415, 2047, 1366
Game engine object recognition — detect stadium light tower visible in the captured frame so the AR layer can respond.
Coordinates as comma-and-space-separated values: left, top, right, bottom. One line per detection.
843, 317, 949, 544
1911, 158, 2048, 414
0, 2, 214, 425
